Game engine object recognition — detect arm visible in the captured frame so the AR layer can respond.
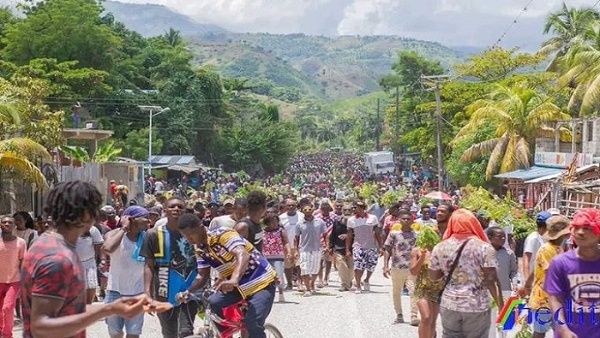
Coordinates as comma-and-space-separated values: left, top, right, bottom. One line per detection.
281, 229, 290, 256
549, 295, 577, 337
383, 245, 392, 278
31, 298, 114, 338
234, 222, 249, 239
522, 252, 532, 281
188, 267, 210, 293
294, 235, 300, 250
483, 267, 503, 309
409, 248, 427, 275
345, 228, 353, 257
144, 258, 155, 297
101, 229, 126, 255
229, 246, 250, 284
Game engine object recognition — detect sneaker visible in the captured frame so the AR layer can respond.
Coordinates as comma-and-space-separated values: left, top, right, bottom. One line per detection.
285, 285, 293, 291
338, 287, 349, 292
410, 319, 420, 326
393, 315, 404, 324
278, 293, 285, 303
317, 282, 324, 288
363, 282, 370, 292
402, 288, 409, 296
354, 287, 362, 294
303, 291, 312, 297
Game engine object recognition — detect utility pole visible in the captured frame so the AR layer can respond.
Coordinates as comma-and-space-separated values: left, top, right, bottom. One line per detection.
375, 98, 381, 151
138, 105, 170, 177
395, 86, 400, 152
420, 74, 450, 191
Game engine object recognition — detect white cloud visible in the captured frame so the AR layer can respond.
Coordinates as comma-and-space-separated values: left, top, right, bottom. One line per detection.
3, 0, 599, 48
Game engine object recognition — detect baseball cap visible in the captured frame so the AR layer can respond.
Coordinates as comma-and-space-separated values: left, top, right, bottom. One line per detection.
536, 211, 552, 225
122, 206, 149, 219
223, 198, 235, 206
148, 206, 162, 216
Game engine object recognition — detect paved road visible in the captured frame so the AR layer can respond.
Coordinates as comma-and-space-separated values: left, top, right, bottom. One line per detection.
14, 259, 527, 337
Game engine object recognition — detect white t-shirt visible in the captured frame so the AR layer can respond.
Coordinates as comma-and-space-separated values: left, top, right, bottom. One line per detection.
347, 214, 379, 249
279, 212, 305, 245
523, 231, 544, 273
76, 226, 104, 263
154, 181, 164, 193
107, 233, 145, 295
209, 215, 237, 231
416, 218, 437, 227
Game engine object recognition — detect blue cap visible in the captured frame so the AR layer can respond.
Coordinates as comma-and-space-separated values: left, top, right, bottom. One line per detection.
536, 211, 552, 225
122, 206, 149, 219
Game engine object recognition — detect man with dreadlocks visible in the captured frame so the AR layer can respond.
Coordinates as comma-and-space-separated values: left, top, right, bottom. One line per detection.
20, 181, 149, 338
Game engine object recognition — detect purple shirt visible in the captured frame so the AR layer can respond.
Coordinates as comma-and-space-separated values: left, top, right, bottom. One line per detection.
544, 250, 600, 337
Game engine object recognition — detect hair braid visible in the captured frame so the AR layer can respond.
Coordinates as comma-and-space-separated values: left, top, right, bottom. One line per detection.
44, 181, 103, 228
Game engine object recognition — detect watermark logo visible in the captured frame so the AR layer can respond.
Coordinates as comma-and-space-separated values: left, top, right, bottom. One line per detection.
497, 296, 600, 331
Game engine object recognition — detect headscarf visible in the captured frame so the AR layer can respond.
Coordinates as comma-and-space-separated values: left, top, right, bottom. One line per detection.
442, 208, 488, 242
571, 208, 600, 236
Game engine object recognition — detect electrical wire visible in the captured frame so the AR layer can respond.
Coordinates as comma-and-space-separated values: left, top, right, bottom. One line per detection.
491, 0, 536, 49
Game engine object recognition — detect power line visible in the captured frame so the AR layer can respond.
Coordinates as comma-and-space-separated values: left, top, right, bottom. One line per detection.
491, 0, 536, 49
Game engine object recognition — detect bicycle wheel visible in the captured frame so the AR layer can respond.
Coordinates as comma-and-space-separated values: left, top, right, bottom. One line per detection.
265, 323, 284, 338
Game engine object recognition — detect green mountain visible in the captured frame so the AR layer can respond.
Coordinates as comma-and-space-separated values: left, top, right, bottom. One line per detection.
103, 1, 462, 100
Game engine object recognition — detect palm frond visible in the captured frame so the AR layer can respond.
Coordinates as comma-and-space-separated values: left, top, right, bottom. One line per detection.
0, 151, 46, 188
0, 102, 20, 125
460, 138, 500, 162
499, 135, 518, 174
0, 137, 51, 161
580, 74, 600, 115
514, 137, 531, 168
485, 134, 509, 180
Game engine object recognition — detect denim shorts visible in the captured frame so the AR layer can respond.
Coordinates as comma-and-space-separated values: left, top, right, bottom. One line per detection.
105, 290, 145, 335
533, 308, 553, 333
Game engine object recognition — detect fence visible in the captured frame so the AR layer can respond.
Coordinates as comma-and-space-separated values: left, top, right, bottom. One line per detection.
0, 162, 144, 216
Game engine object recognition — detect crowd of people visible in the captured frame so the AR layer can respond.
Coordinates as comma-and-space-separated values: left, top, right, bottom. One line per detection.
2, 151, 599, 338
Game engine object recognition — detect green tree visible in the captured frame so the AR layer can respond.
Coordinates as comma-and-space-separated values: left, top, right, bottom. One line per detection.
455, 48, 545, 82
456, 84, 570, 179
118, 128, 163, 161
541, 3, 600, 69
2, 0, 121, 70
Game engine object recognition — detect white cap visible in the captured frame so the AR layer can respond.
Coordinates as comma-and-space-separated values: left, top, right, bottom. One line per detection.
547, 208, 561, 216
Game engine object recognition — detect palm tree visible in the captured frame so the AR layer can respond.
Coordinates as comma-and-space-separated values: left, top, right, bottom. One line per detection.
163, 28, 182, 47
93, 141, 122, 163
540, 3, 599, 70
558, 22, 600, 115
455, 84, 570, 179
0, 137, 51, 187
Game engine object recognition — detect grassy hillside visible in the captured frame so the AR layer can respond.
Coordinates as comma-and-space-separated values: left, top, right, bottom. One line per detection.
189, 33, 461, 99
103, 1, 463, 101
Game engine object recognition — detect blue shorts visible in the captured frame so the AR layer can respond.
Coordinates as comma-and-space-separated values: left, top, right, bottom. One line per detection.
532, 308, 553, 333
105, 290, 145, 335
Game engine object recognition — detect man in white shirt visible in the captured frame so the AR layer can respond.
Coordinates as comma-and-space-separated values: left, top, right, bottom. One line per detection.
346, 200, 382, 293
208, 198, 248, 231
522, 211, 550, 281
416, 205, 437, 227
280, 198, 305, 289
101, 206, 149, 338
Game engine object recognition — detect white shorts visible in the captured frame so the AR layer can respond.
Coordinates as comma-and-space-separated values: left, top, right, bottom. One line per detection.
299, 251, 320, 276
82, 259, 99, 290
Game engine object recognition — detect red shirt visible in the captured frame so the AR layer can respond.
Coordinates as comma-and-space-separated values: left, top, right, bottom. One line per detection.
21, 232, 86, 338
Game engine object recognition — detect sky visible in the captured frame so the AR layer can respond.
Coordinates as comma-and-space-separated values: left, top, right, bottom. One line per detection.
114, 0, 598, 49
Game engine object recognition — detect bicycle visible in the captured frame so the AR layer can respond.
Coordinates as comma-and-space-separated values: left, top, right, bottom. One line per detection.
182, 290, 284, 338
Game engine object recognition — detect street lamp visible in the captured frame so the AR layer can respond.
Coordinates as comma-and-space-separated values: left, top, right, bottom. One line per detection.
138, 105, 170, 176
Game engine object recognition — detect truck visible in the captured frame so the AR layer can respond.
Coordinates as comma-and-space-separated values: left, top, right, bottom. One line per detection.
365, 151, 396, 175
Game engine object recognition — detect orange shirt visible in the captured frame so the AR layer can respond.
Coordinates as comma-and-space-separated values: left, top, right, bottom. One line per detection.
0, 237, 26, 283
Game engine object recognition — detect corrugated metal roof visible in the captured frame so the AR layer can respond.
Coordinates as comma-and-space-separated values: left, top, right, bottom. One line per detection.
494, 166, 565, 181
524, 164, 599, 183
148, 155, 196, 165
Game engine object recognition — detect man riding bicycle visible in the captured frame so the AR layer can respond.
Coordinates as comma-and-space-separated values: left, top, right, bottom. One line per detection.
177, 213, 277, 338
